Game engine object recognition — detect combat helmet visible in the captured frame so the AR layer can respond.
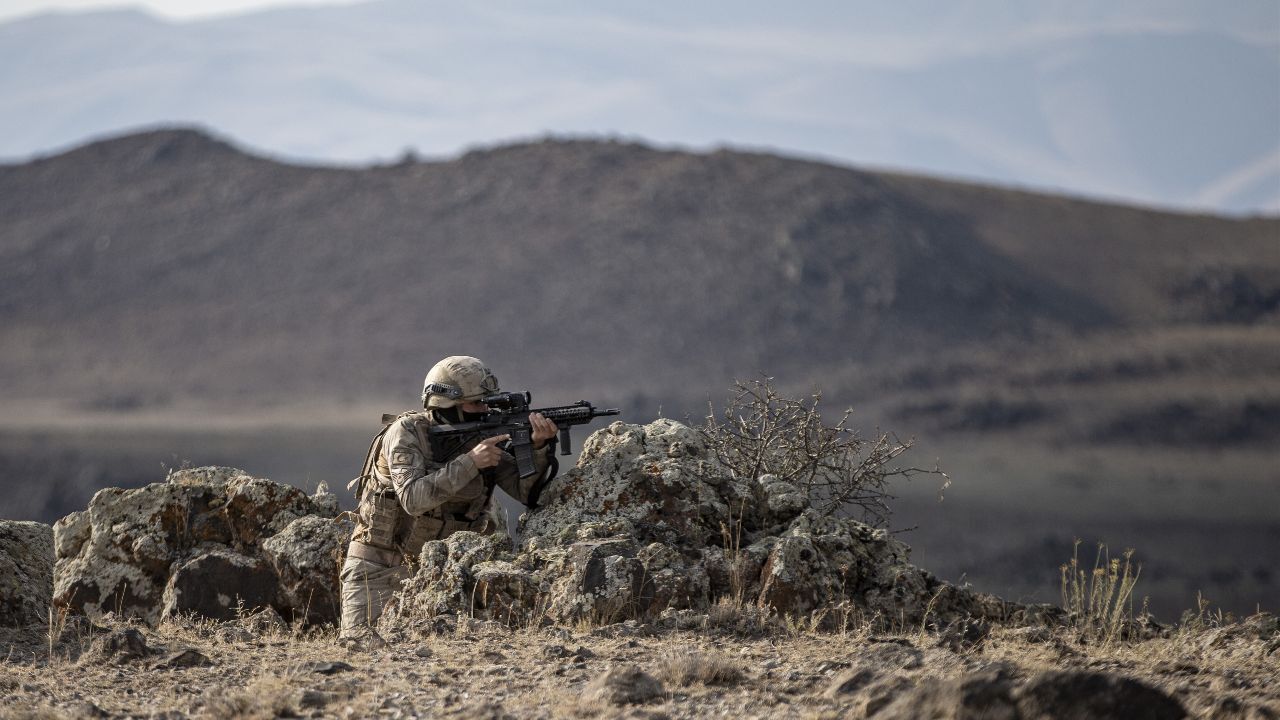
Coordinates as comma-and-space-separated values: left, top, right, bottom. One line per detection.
421, 356, 500, 408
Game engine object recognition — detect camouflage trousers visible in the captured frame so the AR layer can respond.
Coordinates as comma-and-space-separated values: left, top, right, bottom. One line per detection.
339, 555, 409, 639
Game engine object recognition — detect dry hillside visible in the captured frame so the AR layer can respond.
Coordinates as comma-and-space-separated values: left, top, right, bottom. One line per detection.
2, 128, 1275, 411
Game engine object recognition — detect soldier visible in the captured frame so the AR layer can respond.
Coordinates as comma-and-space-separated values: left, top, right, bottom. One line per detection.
339, 356, 558, 646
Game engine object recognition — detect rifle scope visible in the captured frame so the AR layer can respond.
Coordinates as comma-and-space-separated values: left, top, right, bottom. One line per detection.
481, 391, 531, 412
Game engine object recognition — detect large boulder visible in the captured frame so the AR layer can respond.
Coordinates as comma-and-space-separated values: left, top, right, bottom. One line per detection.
161, 549, 279, 621
0, 520, 54, 627
262, 515, 351, 625
391, 420, 1014, 627
53, 467, 345, 626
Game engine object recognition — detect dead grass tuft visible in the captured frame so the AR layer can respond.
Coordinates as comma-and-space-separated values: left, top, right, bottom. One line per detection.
705, 596, 779, 636
197, 673, 300, 720
656, 650, 746, 687
1060, 540, 1144, 647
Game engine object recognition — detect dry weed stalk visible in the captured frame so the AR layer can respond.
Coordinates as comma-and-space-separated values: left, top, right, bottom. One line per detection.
1060, 540, 1143, 646
700, 377, 947, 525
718, 498, 749, 608
46, 607, 59, 664
916, 586, 948, 642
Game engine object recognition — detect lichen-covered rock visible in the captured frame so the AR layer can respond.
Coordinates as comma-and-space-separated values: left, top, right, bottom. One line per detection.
524, 419, 733, 548
165, 466, 254, 487
221, 476, 316, 546
757, 474, 808, 525
391, 420, 1015, 628
471, 560, 540, 621
639, 542, 709, 613
55, 480, 226, 621
0, 520, 54, 626
161, 549, 278, 621
262, 515, 353, 625
391, 532, 511, 623
53, 511, 90, 559
53, 466, 345, 625
551, 538, 652, 623
310, 482, 341, 519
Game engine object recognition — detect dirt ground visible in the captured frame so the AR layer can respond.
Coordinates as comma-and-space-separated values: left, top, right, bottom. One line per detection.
1, 608, 1277, 720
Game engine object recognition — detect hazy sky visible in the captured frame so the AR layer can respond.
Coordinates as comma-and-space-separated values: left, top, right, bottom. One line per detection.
5, 0, 1278, 41
3, 0, 1277, 212
0, 0, 361, 21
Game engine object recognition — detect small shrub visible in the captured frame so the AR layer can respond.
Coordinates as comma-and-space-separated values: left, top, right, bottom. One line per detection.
699, 376, 948, 525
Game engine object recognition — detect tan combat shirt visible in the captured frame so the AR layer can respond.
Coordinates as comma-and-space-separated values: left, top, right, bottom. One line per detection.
351, 411, 551, 558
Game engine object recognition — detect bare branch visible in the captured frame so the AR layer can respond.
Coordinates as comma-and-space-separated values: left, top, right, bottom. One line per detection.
697, 376, 948, 525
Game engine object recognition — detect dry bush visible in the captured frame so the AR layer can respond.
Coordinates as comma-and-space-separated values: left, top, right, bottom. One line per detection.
700, 377, 947, 525
656, 650, 746, 687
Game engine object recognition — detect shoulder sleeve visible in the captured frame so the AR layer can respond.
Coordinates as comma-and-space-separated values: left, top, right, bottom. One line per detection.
385, 417, 482, 516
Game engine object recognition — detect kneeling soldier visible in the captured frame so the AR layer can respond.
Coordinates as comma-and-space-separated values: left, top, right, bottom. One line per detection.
339, 356, 557, 646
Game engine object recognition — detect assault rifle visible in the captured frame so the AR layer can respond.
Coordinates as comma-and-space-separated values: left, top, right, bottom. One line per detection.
426, 392, 620, 479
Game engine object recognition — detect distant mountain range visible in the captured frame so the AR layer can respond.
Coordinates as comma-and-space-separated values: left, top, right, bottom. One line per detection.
0, 1, 1277, 213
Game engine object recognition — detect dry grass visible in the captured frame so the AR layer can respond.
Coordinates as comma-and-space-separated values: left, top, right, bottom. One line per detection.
0, 607, 1277, 720
656, 651, 745, 687
197, 674, 301, 720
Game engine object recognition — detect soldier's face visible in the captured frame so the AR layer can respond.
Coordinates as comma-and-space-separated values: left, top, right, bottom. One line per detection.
459, 401, 489, 414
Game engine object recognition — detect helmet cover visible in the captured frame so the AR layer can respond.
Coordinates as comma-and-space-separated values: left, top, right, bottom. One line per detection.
422, 356, 500, 408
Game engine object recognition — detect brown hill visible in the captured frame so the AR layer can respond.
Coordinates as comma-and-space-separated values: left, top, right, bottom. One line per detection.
5, 127, 1274, 414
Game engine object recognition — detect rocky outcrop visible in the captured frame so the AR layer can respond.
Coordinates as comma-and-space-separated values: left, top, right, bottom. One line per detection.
53, 467, 348, 626
0, 520, 54, 626
391, 420, 1020, 628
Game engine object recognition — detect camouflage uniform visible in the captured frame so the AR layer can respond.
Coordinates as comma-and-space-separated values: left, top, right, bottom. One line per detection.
339, 409, 551, 639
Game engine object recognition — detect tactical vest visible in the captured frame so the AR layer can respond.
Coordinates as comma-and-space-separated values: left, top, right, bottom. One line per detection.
346, 411, 493, 566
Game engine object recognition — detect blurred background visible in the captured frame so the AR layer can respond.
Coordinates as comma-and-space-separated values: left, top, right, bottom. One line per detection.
1, 0, 1277, 621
